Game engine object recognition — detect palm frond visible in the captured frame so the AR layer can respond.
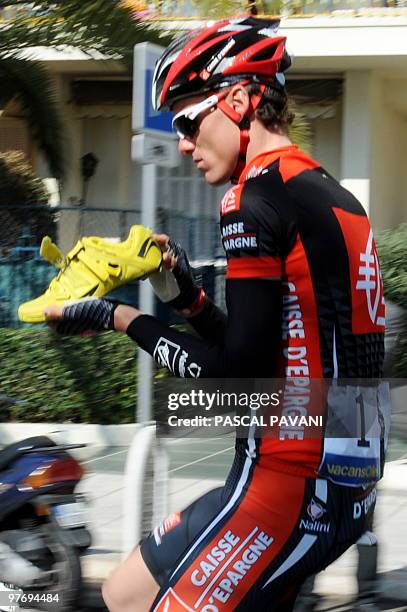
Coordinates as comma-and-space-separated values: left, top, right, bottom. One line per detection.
0, 1, 175, 179
288, 111, 312, 154
0, 54, 65, 179
0, 0, 174, 67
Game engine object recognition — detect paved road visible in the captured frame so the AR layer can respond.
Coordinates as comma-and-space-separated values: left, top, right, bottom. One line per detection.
83, 430, 407, 477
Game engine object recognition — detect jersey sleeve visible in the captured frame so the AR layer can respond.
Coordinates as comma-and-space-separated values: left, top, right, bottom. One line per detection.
186, 297, 228, 345
220, 178, 285, 280
126, 278, 282, 378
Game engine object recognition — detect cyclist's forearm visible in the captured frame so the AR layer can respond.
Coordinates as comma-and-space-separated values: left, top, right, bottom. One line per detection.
185, 297, 227, 344
124, 281, 281, 378
125, 314, 230, 377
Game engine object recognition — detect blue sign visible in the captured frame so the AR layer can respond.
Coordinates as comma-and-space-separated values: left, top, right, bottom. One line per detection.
133, 43, 175, 136
144, 68, 173, 133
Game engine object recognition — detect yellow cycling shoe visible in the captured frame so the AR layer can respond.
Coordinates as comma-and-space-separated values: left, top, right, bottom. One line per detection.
18, 225, 162, 323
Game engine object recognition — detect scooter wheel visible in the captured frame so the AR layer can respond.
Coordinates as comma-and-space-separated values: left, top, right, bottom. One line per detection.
19, 522, 82, 612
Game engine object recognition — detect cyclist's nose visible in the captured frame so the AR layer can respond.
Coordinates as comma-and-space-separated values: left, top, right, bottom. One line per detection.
178, 137, 195, 155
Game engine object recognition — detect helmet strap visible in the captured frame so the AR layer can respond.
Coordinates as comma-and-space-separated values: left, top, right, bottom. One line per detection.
231, 122, 250, 184
217, 99, 241, 123
217, 84, 266, 184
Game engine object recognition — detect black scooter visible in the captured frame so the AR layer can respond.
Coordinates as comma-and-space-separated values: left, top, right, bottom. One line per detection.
0, 430, 91, 611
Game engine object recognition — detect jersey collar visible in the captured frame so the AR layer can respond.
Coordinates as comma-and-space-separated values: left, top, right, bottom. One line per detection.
238, 145, 300, 184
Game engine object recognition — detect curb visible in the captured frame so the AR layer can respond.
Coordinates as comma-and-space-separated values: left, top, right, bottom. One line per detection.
379, 568, 407, 602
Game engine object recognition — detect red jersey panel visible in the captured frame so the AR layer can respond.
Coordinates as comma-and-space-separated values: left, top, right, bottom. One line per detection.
333, 208, 385, 334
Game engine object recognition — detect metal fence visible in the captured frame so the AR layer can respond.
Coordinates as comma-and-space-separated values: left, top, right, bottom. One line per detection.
38, 206, 221, 261
0, 204, 225, 327
56, 206, 141, 249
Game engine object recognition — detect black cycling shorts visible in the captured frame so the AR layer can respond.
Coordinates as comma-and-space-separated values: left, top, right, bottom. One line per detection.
141, 451, 376, 611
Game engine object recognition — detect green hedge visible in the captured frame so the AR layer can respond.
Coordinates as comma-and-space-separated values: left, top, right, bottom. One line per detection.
377, 224, 407, 377
376, 224, 407, 310
0, 328, 138, 424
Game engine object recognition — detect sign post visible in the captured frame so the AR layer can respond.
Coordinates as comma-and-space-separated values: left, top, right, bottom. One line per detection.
132, 43, 179, 423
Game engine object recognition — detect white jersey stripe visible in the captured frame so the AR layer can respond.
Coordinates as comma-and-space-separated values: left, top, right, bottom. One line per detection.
262, 534, 318, 588
315, 478, 328, 503
333, 324, 338, 379
169, 430, 256, 580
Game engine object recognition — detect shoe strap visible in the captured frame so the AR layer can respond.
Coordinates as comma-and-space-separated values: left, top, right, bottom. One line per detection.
66, 239, 122, 282
76, 249, 122, 281
40, 237, 67, 269
67, 240, 84, 260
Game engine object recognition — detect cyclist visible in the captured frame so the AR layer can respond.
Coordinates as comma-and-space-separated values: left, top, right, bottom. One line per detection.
45, 16, 388, 612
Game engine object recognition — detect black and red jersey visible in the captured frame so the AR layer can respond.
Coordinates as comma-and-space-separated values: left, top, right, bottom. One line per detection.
220, 145, 385, 380
215, 145, 386, 474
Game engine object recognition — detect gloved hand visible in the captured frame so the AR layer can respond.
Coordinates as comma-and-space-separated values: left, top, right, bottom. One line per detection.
149, 236, 206, 316
44, 298, 119, 335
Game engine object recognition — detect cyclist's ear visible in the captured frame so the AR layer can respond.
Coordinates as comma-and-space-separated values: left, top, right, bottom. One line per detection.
227, 84, 250, 118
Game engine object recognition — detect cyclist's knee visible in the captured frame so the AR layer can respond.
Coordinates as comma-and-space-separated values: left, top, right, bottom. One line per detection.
102, 582, 151, 612
102, 573, 158, 612
102, 546, 159, 612
102, 580, 124, 612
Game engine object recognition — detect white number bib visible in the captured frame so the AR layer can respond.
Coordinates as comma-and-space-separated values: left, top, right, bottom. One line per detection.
317, 382, 391, 487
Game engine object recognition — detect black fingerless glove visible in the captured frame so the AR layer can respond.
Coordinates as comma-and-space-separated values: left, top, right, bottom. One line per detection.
55, 298, 119, 335
149, 240, 206, 316
167, 240, 202, 311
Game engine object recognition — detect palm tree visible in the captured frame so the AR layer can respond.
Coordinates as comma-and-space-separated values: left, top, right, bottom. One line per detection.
0, 0, 172, 178
0, 55, 67, 179
288, 109, 312, 154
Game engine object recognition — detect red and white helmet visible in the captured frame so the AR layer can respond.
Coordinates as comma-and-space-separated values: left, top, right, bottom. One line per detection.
153, 15, 291, 111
